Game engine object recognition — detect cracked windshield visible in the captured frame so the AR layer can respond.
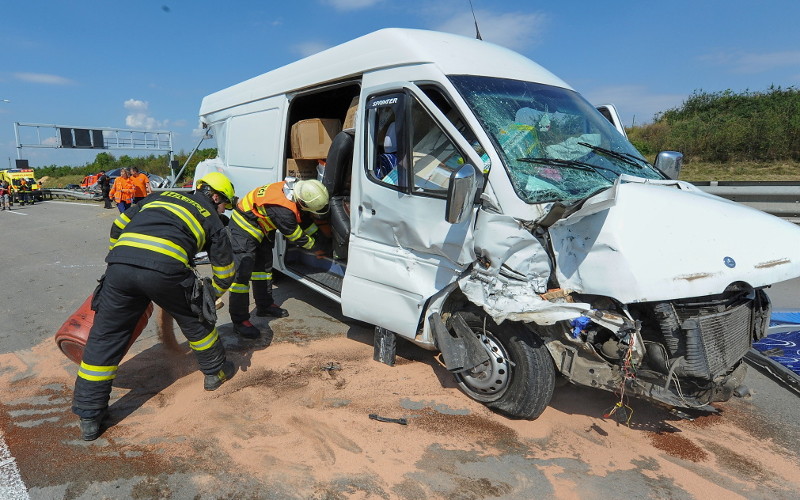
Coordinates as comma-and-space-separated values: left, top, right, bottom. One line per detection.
450, 75, 665, 204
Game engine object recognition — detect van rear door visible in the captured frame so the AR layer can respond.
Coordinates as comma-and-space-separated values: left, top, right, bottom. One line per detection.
341, 84, 483, 337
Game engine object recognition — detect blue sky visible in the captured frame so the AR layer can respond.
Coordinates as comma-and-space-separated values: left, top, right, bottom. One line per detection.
1, 0, 799, 169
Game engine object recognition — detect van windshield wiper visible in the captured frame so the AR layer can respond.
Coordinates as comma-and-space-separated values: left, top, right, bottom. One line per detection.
517, 156, 618, 182
577, 142, 646, 169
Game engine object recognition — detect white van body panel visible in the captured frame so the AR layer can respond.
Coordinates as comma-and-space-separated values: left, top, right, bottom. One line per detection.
549, 177, 800, 303
201, 95, 288, 197
200, 28, 570, 120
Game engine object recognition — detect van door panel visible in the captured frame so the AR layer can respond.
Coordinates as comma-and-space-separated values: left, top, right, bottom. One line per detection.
342, 83, 483, 338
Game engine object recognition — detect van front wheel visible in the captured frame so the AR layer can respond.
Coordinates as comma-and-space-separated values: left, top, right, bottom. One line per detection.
453, 315, 555, 419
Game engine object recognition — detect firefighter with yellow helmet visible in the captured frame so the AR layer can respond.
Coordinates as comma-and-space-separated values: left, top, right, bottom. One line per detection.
228, 178, 329, 338
72, 172, 237, 441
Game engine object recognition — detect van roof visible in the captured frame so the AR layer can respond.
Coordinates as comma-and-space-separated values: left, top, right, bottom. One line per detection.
200, 28, 570, 117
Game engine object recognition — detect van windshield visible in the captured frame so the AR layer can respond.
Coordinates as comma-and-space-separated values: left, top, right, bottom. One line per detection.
449, 75, 665, 204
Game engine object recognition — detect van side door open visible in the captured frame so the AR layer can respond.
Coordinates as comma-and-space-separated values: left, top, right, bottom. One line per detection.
341, 84, 485, 338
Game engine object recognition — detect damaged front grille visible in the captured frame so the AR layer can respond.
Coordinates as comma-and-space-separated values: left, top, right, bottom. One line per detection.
650, 295, 754, 380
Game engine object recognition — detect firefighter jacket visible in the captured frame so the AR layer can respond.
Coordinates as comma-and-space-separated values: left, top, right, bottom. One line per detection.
107, 191, 235, 297
110, 176, 134, 204
231, 182, 317, 250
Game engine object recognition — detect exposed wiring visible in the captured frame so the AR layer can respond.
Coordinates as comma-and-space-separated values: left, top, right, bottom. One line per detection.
604, 328, 637, 425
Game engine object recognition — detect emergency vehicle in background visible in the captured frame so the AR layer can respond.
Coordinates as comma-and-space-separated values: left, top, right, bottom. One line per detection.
0, 168, 43, 204
193, 28, 800, 419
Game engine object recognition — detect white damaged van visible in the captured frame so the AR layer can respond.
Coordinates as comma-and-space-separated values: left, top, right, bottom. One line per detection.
195, 28, 800, 419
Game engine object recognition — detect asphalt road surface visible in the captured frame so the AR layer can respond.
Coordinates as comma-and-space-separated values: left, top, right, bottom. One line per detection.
1, 200, 799, 499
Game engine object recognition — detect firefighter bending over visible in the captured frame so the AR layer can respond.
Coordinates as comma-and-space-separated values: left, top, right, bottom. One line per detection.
72, 172, 238, 441
229, 179, 329, 339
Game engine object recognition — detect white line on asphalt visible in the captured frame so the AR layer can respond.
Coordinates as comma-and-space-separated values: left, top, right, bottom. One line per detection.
0, 431, 28, 499
43, 201, 100, 207
3, 211, 28, 216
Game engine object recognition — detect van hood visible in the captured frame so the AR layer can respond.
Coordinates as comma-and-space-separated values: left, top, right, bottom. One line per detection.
548, 177, 800, 303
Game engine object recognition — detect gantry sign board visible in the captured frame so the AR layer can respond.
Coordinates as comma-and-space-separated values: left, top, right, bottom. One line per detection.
13, 122, 173, 157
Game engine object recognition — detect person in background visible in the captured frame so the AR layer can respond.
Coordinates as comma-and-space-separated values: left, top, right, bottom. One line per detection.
18, 178, 32, 206
110, 168, 134, 212
129, 166, 152, 204
0, 180, 10, 211
71, 172, 238, 441
97, 170, 112, 209
228, 179, 329, 338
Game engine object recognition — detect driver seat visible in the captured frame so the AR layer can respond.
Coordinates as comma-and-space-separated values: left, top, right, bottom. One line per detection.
322, 129, 355, 260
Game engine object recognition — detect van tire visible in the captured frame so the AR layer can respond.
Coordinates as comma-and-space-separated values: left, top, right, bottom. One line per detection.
453, 314, 555, 419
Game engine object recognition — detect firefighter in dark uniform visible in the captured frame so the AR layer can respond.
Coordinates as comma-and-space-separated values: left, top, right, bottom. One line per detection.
229, 179, 329, 338
72, 172, 237, 441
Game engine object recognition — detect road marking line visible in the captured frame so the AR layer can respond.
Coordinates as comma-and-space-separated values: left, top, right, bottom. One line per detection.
43, 201, 99, 207
4, 211, 28, 216
0, 432, 28, 499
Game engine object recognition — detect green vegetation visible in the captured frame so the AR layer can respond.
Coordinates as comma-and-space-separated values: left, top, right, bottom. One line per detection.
35, 148, 218, 188
627, 86, 800, 180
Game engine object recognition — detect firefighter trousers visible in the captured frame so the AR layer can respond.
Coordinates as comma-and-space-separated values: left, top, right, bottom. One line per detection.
228, 224, 275, 324
72, 263, 227, 419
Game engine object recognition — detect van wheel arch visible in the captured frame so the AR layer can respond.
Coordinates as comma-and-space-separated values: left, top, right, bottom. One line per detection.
453, 312, 555, 419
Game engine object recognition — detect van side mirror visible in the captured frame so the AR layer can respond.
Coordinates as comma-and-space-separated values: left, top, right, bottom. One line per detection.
654, 151, 684, 180
446, 163, 479, 224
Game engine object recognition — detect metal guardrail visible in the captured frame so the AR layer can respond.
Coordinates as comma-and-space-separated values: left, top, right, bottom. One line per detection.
44, 188, 101, 200
691, 181, 800, 223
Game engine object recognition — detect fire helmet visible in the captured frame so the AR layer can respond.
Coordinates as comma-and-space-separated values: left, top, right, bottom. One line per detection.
293, 179, 329, 215
196, 172, 236, 210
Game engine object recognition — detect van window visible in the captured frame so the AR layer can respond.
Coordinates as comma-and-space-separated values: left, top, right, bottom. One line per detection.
449, 75, 664, 204
366, 90, 472, 199
366, 93, 407, 189
409, 96, 469, 197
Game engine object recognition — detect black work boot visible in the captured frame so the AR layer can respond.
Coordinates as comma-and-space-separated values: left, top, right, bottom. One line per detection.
204, 360, 236, 391
256, 304, 289, 318
234, 319, 261, 339
79, 410, 107, 441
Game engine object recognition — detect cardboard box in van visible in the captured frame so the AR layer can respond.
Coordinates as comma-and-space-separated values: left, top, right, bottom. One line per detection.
290, 118, 341, 159
286, 158, 319, 179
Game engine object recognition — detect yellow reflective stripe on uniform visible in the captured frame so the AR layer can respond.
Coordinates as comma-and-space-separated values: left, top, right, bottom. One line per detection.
114, 213, 131, 230
251, 272, 269, 281
77, 361, 118, 382
212, 262, 235, 279
113, 232, 189, 266
189, 328, 219, 351
229, 282, 250, 294
286, 226, 304, 242
259, 216, 277, 232
301, 235, 315, 250
109, 237, 118, 250
142, 201, 206, 250
212, 281, 225, 296
304, 223, 318, 236
232, 210, 264, 242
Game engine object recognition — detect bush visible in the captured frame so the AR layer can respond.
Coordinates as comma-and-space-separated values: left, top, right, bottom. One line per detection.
628, 86, 800, 162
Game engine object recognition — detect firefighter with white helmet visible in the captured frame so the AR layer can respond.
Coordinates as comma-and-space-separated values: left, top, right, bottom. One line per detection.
228, 178, 330, 338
